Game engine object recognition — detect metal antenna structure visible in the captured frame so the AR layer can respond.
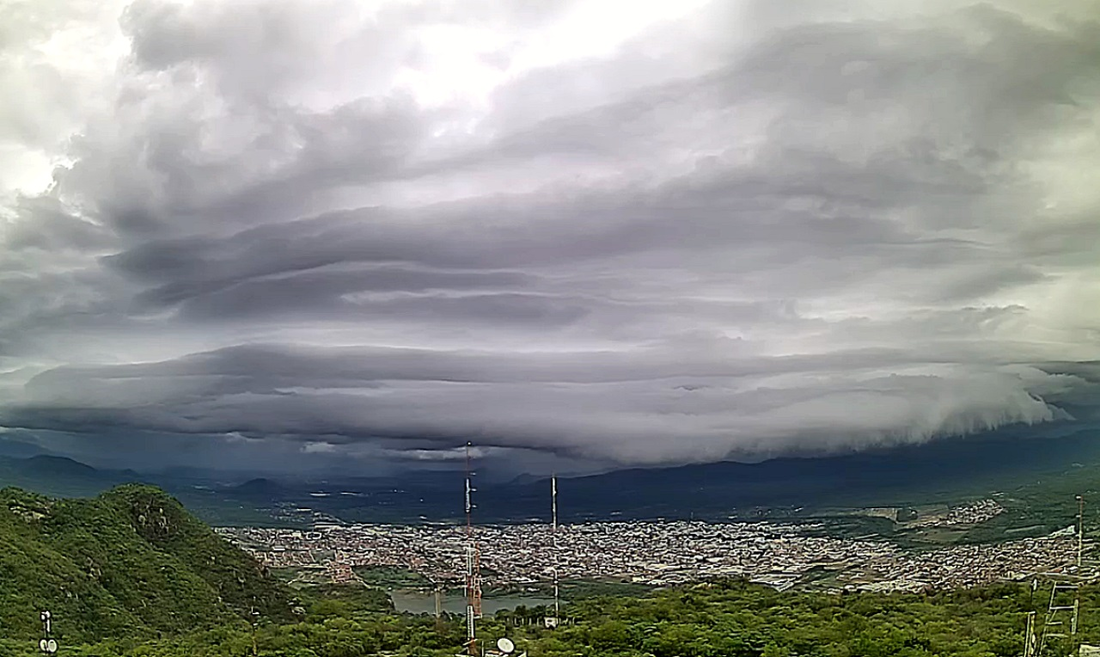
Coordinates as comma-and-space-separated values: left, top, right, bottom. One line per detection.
463, 442, 483, 657
1024, 611, 1038, 657
250, 605, 260, 657
1079, 495, 1086, 572
491, 636, 527, 657
552, 473, 560, 621
1037, 495, 1086, 657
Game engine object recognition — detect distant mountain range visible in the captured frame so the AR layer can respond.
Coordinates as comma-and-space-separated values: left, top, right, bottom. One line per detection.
0, 438, 55, 460
0, 454, 137, 498
490, 422, 1100, 523
2, 420, 1099, 526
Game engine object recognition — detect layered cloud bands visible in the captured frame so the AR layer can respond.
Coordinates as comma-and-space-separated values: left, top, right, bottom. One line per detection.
1, 0, 1099, 470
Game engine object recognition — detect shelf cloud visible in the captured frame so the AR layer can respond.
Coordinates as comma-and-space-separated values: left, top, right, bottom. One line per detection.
1, 0, 1098, 472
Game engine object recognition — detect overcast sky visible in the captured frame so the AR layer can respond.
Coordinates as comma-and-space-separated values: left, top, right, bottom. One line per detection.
1, 0, 1098, 476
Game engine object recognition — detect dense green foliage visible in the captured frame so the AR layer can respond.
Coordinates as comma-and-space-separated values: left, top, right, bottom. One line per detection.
0, 485, 293, 648
102, 485, 294, 621
9, 576, 1100, 656
352, 566, 433, 590
303, 583, 396, 616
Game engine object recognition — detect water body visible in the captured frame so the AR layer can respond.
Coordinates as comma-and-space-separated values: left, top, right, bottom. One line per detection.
391, 591, 556, 616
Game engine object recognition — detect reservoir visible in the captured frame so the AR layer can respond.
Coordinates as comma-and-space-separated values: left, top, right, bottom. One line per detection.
391, 591, 557, 616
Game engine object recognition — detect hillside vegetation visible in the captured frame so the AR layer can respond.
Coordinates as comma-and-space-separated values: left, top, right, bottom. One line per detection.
21, 578, 1100, 657
0, 484, 293, 647
5, 483, 1100, 656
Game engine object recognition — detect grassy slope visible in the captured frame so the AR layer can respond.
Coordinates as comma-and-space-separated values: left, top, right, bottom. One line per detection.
0, 484, 292, 647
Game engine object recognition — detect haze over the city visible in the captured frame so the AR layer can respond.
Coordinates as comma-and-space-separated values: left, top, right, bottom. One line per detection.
1, 0, 1099, 476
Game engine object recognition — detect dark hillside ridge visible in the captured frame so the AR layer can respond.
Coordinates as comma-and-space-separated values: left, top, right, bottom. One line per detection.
0, 484, 292, 646
226, 477, 290, 498
0, 454, 137, 498
24, 454, 98, 476
0, 439, 51, 459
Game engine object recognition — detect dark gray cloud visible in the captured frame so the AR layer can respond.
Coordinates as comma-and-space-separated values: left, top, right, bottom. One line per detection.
1, 0, 1099, 472
1, 340, 1085, 466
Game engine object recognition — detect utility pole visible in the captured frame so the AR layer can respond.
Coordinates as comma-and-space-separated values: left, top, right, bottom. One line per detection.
250, 605, 260, 657
435, 581, 444, 634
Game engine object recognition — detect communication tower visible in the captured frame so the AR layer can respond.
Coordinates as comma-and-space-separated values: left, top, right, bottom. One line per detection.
544, 474, 561, 629
1036, 495, 1087, 657
1024, 611, 1038, 657
462, 442, 483, 657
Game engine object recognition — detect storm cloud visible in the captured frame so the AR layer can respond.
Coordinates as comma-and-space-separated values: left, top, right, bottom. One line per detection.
1, 0, 1099, 472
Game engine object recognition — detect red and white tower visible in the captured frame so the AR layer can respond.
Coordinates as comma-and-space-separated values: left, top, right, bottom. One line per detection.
464, 443, 483, 656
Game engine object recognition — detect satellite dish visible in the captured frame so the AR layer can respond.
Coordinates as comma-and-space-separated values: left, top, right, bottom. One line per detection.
497, 638, 515, 654
39, 639, 48, 651
46, 639, 58, 654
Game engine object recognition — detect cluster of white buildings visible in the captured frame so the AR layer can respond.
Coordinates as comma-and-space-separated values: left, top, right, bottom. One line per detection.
220, 516, 1077, 593
907, 499, 1006, 528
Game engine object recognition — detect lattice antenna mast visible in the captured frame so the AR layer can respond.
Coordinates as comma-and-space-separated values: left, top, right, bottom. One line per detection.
1024, 611, 1037, 657
1037, 495, 1085, 657
1077, 495, 1085, 571
464, 442, 483, 657
552, 473, 560, 619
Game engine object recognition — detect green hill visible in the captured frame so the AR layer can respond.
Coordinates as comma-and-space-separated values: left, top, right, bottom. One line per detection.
0, 484, 293, 646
